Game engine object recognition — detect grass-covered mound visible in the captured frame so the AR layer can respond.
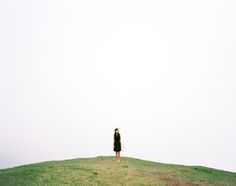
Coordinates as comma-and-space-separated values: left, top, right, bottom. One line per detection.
0, 156, 235, 186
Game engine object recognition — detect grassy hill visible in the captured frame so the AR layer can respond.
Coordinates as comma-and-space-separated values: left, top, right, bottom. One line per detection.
0, 156, 235, 186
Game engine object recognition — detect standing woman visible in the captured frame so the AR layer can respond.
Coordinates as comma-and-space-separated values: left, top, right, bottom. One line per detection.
113, 128, 121, 162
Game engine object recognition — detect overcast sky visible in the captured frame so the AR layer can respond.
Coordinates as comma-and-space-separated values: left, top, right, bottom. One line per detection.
0, 0, 236, 172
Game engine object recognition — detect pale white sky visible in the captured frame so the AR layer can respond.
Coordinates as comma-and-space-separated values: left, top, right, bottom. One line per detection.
0, 0, 236, 172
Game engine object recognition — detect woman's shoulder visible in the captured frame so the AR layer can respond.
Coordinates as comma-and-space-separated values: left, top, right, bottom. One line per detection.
114, 133, 120, 138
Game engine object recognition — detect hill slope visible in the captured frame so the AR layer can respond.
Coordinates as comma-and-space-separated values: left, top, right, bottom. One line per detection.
0, 156, 235, 186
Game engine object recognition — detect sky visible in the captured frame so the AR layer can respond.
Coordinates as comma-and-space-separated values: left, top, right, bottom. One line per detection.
0, 0, 236, 172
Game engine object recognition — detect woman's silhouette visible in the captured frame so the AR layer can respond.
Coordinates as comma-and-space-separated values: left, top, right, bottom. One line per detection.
114, 128, 121, 162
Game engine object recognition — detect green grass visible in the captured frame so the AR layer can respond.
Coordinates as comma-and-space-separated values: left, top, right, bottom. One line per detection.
0, 156, 235, 186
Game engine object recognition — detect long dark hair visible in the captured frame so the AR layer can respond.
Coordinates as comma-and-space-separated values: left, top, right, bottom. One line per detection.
114, 128, 120, 140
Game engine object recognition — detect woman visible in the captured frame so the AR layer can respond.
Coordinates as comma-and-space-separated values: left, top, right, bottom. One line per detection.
113, 128, 121, 162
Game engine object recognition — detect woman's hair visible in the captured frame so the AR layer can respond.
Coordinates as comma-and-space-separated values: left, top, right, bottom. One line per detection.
114, 128, 120, 140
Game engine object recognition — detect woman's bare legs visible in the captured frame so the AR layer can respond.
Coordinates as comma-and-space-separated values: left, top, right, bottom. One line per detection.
117, 152, 120, 162
115, 152, 120, 162
115, 152, 118, 161
118, 152, 120, 160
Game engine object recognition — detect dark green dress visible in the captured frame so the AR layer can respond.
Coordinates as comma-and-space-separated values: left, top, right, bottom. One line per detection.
114, 133, 121, 152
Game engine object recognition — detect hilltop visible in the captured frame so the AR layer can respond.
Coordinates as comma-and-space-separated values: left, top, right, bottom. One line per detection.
0, 156, 235, 186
